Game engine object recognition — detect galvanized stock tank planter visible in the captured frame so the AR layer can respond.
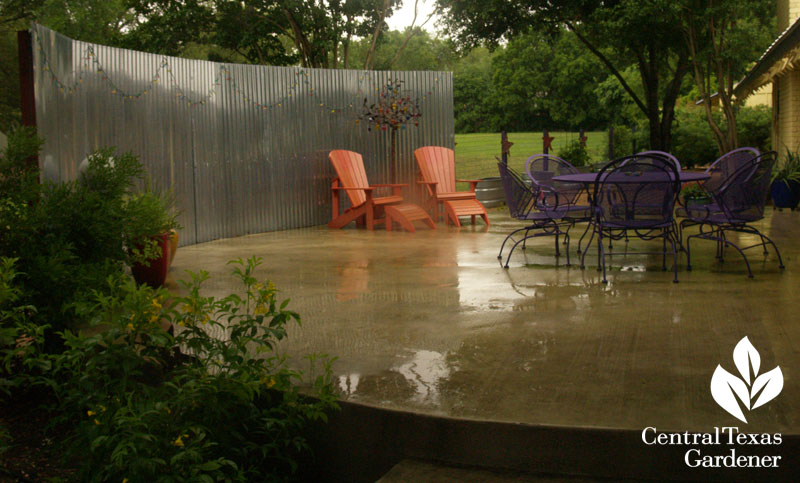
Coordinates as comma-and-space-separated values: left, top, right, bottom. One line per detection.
475, 177, 504, 208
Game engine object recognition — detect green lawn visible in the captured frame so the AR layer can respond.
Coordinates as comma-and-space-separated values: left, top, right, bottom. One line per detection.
454, 131, 608, 181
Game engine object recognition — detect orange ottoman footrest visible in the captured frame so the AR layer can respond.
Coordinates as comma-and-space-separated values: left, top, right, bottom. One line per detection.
385, 203, 436, 232
443, 199, 490, 227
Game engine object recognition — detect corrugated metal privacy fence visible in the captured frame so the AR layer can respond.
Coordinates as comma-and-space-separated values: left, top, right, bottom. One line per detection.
31, 24, 454, 246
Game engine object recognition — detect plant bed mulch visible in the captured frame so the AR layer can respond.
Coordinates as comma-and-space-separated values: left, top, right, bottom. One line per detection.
0, 389, 75, 482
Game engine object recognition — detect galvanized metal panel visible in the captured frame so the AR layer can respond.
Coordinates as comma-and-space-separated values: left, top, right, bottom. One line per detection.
32, 24, 454, 246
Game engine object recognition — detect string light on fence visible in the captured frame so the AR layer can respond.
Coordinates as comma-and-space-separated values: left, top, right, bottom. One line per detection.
35, 33, 444, 118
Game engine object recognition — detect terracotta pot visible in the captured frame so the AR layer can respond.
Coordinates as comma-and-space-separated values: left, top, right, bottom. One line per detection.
168, 229, 179, 267
131, 232, 171, 287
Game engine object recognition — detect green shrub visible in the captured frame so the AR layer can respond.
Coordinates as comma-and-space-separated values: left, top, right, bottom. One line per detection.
0, 258, 49, 457
669, 107, 719, 169
607, 125, 634, 158
28, 256, 336, 481
0, 136, 183, 338
737, 105, 772, 152
556, 140, 590, 167
669, 105, 772, 169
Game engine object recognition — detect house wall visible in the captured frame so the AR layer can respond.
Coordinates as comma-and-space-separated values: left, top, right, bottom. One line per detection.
745, 84, 773, 107
773, 0, 800, 154
773, 69, 800, 152
777, 0, 800, 30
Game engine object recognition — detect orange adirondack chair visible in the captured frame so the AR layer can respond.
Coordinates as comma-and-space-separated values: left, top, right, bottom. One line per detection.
329, 150, 435, 232
414, 146, 489, 226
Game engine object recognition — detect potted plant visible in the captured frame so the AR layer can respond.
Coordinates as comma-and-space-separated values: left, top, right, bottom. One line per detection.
124, 189, 181, 287
771, 148, 800, 209
681, 183, 712, 206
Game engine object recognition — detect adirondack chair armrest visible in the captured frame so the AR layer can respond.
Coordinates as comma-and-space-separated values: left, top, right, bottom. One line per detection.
371, 183, 407, 196
457, 179, 481, 191
332, 186, 376, 201
332, 186, 375, 191
417, 180, 438, 197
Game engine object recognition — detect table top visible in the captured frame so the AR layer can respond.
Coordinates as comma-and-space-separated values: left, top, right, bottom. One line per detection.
552, 171, 710, 184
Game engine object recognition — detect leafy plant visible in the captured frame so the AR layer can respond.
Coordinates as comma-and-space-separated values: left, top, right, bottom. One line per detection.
771, 147, 800, 186
557, 139, 590, 167
737, 105, 772, 153
0, 139, 184, 337
0, 258, 49, 458
29, 256, 336, 481
124, 188, 182, 264
681, 183, 707, 200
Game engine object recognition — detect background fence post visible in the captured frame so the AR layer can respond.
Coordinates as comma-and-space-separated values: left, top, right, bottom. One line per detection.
501, 131, 513, 165
543, 130, 554, 155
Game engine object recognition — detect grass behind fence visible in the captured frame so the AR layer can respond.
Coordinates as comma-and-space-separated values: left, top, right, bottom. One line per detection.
454, 131, 608, 181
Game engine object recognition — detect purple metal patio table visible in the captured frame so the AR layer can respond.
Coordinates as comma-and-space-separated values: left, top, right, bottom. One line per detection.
552, 170, 710, 272
552, 171, 710, 184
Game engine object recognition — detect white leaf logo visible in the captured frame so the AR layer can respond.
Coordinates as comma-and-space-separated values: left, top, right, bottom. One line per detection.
710, 337, 783, 423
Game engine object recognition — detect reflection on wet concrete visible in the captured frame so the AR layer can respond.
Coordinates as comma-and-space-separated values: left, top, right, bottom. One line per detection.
172, 209, 799, 434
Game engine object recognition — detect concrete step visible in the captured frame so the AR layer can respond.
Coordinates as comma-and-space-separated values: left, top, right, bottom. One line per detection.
377, 459, 620, 482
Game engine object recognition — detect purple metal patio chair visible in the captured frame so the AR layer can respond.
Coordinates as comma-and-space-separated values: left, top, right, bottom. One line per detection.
637, 150, 682, 171
685, 151, 784, 278
597, 151, 680, 251
591, 154, 682, 283
677, 147, 760, 241
525, 154, 593, 253
497, 162, 571, 268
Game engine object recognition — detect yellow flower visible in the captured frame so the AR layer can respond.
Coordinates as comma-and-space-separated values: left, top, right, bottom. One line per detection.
151, 299, 162, 310
149, 314, 160, 323
181, 304, 194, 314
94, 419, 102, 425
177, 321, 186, 327
87, 410, 96, 416
253, 283, 263, 291
123, 479, 129, 483
201, 314, 210, 325
172, 436, 184, 447
267, 281, 275, 291
254, 305, 268, 315
260, 375, 276, 388
126, 323, 135, 331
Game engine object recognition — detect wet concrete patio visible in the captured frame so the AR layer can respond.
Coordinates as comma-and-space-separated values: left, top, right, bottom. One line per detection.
170, 209, 798, 436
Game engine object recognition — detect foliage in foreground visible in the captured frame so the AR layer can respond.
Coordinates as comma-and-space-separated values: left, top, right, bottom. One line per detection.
772, 146, 800, 185
0, 128, 180, 340
1, 256, 337, 481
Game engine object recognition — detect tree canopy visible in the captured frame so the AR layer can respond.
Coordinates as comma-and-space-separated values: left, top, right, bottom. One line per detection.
438, 0, 775, 153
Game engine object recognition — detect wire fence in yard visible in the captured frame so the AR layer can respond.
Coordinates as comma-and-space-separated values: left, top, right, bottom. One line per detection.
454, 131, 608, 182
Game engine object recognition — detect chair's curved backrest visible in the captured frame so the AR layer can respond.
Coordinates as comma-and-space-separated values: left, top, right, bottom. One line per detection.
415, 146, 457, 195
704, 147, 760, 195
498, 162, 534, 220
329, 150, 370, 207
637, 151, 682, 171
714, 151, 776, 222
525, 154, 582, 208
594, 154, 680, 227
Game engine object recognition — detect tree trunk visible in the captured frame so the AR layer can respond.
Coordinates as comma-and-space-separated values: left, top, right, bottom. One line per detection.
364, 0, 390, 70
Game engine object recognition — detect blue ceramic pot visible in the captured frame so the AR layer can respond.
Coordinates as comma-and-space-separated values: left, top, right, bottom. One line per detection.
770, 180, 800, 209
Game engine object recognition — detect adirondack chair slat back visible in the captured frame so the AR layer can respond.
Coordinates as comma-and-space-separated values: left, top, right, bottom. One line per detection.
330, 150, 370, 207
416, 146, 457, 195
